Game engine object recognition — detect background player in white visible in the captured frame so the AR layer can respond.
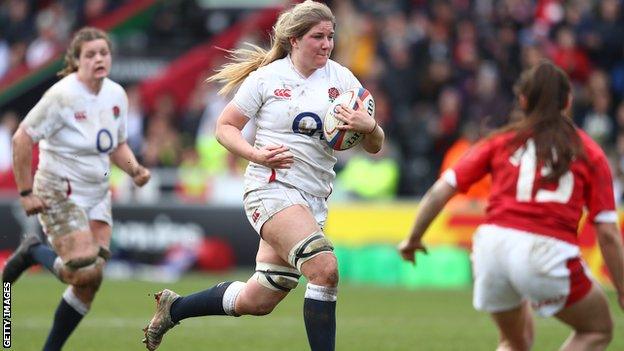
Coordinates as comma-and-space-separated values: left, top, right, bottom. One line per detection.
398, 60, 624, 351
3, 27, 150, 350
143, 1, 384, 350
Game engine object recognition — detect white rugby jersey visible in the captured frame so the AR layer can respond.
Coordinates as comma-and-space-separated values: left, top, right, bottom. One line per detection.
234, 55, 361, 197
22, 73, 128, 186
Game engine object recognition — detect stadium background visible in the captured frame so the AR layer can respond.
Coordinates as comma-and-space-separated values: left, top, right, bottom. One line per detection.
0, 0, 623, 350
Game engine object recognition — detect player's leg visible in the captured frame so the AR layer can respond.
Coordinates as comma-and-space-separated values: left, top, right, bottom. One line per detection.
1, 233, 54, 284
555, 283, 613, 351
261, 204, 338, 351
471, 226, 532, 351
142, 240, 292, 351
231, 239, 293, 316
43, 220, 109, 351
490, 301, 534, 351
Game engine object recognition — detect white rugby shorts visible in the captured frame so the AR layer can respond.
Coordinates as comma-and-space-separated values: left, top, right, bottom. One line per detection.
243, 181, 327, 235
34, 170, 112, 237
472, 224, 593, 317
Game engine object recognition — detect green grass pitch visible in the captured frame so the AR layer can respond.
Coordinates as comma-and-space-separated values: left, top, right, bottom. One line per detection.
8, 272, 624, 350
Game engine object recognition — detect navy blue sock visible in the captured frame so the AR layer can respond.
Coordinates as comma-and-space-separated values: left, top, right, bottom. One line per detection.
304, 298, 336, 351
43, 298, 84, 351
169, 281, 233, 323
29, 244, 57, 273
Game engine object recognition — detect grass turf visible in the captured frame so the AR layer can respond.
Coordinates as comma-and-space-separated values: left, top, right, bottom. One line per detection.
7, 272, 623, 350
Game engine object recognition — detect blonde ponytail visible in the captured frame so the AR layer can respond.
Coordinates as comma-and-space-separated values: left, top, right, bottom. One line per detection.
207, 0, 334, 96
207, 43, 287, 96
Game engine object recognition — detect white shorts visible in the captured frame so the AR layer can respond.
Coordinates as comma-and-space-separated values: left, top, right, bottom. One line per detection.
243, 181, 328, 235
34, 170, 112, 237
472, 224, 593, 317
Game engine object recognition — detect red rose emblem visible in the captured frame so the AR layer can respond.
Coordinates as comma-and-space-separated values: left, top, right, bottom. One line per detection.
328, 87, 339, 101
113, 106, 120, 118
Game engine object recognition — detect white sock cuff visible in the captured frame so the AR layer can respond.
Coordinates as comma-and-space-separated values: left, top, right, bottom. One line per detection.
53, 257, 63, 276
305, 283, 338, 302
222, 281, 245, 316
62, 287, 89, 315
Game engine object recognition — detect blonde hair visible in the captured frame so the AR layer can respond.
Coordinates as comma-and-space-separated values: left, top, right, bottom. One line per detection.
207, 0, 335, 95
57, 27, 112, 77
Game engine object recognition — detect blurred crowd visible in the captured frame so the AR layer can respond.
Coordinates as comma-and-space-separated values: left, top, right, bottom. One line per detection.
1, 0, 624, 203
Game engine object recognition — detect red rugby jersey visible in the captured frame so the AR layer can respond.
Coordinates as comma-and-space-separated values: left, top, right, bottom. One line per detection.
444, 129, 617, 244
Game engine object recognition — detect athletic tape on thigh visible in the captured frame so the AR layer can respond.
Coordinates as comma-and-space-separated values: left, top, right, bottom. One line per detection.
254, 262, 301, 292
65, 255, 98, 270
287, 231, 334, 271
97, 246, 111, 261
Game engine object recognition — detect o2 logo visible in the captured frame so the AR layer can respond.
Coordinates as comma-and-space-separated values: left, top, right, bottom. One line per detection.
292, 112, 324, 139
96, 129, 114, 153
366, 98, 374, 116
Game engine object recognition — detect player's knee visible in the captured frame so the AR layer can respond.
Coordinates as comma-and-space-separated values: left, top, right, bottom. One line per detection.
67, 262, 104, 287
585, 329, 613, 348
287, 231, 334, 272
248, 300, 279, 316
303, 254, 338, 287
254, 263, 301, 292
497, 338, 529, 351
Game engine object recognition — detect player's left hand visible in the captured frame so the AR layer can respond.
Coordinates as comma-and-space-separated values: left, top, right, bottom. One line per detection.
334, 98, 376, 134
397, 238, 428, 265
132, 165, 151, 187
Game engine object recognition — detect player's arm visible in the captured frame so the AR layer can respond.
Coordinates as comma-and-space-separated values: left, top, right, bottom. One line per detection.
595, 222, 624, 309
110, 142, 150, 186
12, 126, 48, 215
215, 101, 292, 169
361, 121, 384, 154
397, 178, 457, 264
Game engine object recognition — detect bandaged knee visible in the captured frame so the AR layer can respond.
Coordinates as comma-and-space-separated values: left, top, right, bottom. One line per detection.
97, 246, 111, 261
254, 263, 301, 292
65, 255, 98, 270
287, 231, 334, 271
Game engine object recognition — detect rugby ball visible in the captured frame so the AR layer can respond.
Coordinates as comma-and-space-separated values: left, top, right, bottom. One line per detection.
323, 87, 375, 151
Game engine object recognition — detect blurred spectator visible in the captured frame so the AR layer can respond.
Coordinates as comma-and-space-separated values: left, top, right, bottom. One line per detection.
551, 25, 591, 84
126, 85, 146, 156
0, 37, 9, 79
142, 94, 181, 168
26, 7, 62, 68
0, 111, 18, 172
0, 0, 35, 44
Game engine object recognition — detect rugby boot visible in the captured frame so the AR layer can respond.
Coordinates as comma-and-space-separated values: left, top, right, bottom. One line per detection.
2, 234, 41, 284
143, 289, 180, 350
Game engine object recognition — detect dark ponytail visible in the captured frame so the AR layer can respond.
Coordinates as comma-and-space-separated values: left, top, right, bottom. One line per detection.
500, 60, 583, 182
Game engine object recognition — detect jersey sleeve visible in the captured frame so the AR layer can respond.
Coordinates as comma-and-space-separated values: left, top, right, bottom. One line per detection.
586, 149, 617, 223
449, 139, 494, 193
21, 90, 64, 142
232, 71, 264, 119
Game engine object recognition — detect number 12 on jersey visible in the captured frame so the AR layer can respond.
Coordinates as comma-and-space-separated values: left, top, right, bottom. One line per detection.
509, 139, 573, 203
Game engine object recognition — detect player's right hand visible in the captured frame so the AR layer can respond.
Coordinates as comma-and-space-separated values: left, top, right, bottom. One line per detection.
252, 145, 294, 169
397, 238, 428, 265
20, 194, 49, 216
